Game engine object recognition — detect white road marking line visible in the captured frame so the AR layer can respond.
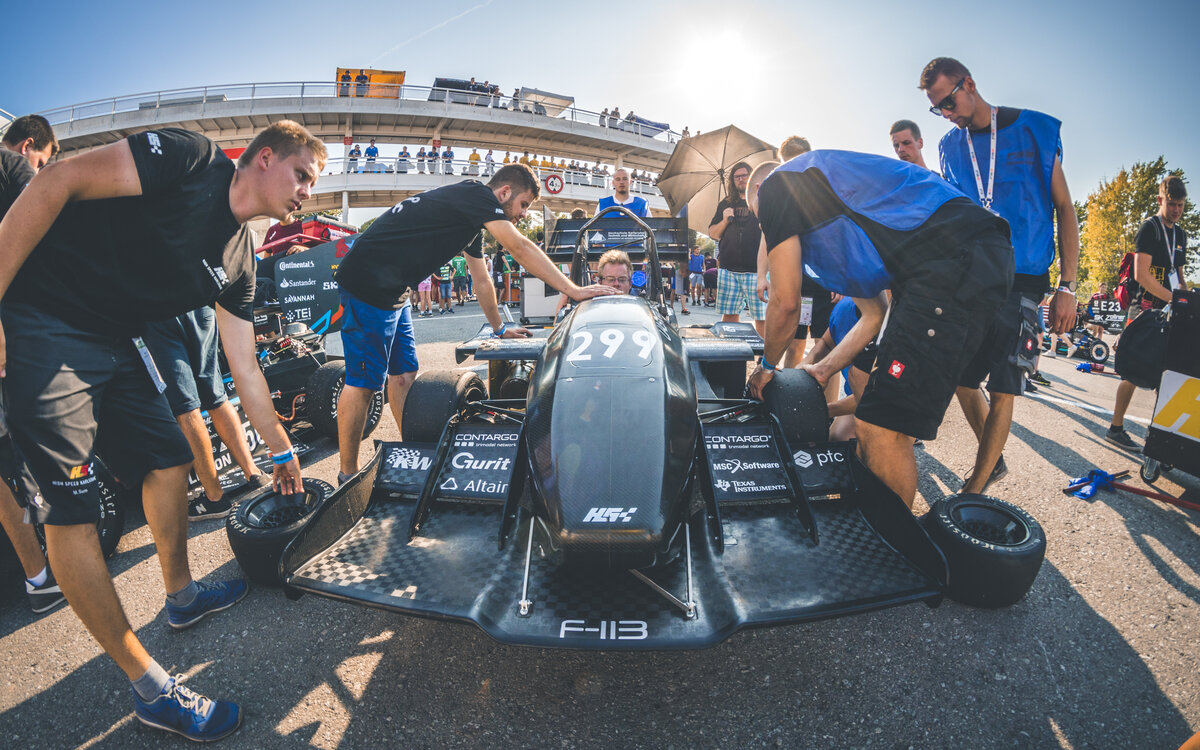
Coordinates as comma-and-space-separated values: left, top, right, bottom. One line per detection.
1023, 391, 1150, 425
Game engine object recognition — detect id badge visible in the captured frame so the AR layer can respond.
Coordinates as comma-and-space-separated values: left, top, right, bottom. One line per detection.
799, 296, 813, 327
132, 337, 168, 394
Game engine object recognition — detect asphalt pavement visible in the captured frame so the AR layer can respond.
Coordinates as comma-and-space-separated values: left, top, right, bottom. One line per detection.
0, 298, 1197, 749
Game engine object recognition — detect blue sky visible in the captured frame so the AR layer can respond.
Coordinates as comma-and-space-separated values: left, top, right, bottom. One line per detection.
6, 0, 1199, 214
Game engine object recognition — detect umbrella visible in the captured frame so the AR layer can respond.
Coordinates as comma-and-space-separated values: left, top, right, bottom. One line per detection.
656, 125, 778, 235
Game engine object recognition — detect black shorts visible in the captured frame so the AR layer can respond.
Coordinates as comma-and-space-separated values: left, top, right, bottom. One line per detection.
795, 292, 835, 340
453, 276, 468, 291
855, 233, 1013, 440
704, 274, 717, 291
957, 288, 1039, 396
141, 306, 228, 416
2, 304, 193, 526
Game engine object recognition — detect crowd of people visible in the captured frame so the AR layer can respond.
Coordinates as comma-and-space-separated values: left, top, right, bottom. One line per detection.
0, 52, 1189, 744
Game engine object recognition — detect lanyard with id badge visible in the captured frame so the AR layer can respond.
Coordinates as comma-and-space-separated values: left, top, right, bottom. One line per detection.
132, 337, 168, 394
966, 106, 999, 217
799, 297, 813, 327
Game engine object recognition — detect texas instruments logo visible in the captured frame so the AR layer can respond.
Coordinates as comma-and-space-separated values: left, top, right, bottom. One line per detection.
888, 360, 906, 379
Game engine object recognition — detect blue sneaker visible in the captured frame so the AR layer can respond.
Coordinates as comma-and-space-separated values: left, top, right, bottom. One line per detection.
133, 675, 242, 742
166, 579, 248, 630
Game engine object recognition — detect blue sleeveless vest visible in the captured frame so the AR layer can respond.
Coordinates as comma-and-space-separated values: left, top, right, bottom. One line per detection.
938, 110, 1060, 275
597, 195, 649, 217
771, 150, 965, 297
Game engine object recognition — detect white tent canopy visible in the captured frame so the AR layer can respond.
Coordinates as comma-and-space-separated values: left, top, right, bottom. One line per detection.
516, 87, 575, 117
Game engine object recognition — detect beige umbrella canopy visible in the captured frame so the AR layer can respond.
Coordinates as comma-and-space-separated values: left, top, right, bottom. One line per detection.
656, 125, 779, 235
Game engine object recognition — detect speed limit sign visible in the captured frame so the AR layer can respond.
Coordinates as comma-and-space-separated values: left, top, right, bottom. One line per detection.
544, 173, 564, 194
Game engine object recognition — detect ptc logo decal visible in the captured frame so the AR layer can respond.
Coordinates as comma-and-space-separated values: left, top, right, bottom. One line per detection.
793, 450, 814, 469
888, 360, 905, 379
582, 507, 638, 523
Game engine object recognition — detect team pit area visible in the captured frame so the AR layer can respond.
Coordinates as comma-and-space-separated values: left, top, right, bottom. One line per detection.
1, 300, 1196, 748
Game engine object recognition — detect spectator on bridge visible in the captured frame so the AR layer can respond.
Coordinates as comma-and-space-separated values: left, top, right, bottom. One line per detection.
597, 167, 650, 218
510, 88, 520, 109
467, 148, 481, 176
364, 139, 378, 171
355, 69, 369, 97
503, 151, 512, 165
397, 146, 411, 174
442, 145, 455, 175
519, 152, 531, 167
416, 147, 427, 173
539, 155, 554, 173
339, 70, 352, 97
347, 143, 361, 173
484, 150, 495, 176
682, 126, 690, 138
600, 108, 609, 126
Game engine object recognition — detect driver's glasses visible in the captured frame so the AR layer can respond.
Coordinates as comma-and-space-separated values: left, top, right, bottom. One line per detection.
601, 276, 630, 285
928, 78, 965, 115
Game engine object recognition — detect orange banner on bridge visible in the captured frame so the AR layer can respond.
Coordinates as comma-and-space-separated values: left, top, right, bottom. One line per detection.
336, 68, 406, 98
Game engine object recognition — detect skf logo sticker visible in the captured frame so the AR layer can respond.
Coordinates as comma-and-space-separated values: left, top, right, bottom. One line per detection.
68, 463, 94, 480
147, 133, 162, 155
888, 360, 906, 379
793, 450, 814, 468
582, 507, 637, 523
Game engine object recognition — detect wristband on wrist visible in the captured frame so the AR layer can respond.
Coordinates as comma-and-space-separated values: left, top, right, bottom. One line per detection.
493, 323, 507, 337
1057, 286, 1076, 296
759, 357, 777, 372
270, 448, 294, 465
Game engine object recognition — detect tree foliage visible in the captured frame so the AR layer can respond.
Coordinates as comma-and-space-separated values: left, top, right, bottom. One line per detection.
1077, 157, 1197, 296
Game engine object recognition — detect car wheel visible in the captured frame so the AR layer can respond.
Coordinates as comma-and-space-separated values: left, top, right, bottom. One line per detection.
33, 460, 126, 560
1140, 457, 1161, 484
401, 370, 486, 443
305, 360, 384, 441
226, 478, 334, 586
922, 493, 1046, 608
759, 368, 829, 445
1089, 341, 1110, 363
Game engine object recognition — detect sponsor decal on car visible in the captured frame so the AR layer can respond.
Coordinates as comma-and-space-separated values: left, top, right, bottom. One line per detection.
278, 277, 317, 289
278, 259, 316, 271
582, 507, 638, 523
559, 620, 648, 640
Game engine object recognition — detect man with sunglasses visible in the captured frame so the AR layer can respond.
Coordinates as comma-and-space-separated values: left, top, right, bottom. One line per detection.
920, 57, 1079, 496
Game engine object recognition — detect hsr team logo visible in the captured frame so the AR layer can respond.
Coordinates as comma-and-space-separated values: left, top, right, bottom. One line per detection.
68, 462, 94, 480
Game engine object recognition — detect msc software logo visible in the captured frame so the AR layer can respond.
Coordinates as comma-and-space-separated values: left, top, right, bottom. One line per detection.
793, 450, 814, 469
582, 507, 638, 523
386, 447, 431, 471
68, 462, 94, 480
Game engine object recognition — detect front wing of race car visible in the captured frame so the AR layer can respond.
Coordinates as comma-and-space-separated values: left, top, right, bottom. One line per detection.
281, 422, 947, 649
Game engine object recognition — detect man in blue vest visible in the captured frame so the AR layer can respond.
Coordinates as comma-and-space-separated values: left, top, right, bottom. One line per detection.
920, 57, 1080, 495
597, 168, 650, 217
745, 152, 1013, 507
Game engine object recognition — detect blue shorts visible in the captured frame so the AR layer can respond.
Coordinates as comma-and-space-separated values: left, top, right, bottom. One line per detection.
439, 281, 452, 298
339, 291, 419, 390
142, 306, 228, 416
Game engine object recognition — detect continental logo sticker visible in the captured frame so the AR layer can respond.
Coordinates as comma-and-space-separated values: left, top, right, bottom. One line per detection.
1151, 371, 1200, 443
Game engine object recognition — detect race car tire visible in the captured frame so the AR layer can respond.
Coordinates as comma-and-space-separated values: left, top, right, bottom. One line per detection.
226, 478, 334, 586
760, 368, 829, 445
922, 493, 1046, 608
32, 461, 126, 560
1088, 341, 1110, 363
305, 360, 384, 441
402, 370, 486, 443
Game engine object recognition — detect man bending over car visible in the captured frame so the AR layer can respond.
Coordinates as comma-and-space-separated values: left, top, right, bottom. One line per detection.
0, 120, 322, 742
745, 151, 1013, 507
332, 163, 617, 483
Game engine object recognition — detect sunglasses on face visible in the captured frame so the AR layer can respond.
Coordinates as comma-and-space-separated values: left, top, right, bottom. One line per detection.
928, 78, 966, 115
601, 276, 630, 285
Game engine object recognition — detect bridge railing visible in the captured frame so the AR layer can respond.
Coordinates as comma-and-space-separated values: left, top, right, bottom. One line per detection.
29, 82, 682, 144
321, 157, 663, 197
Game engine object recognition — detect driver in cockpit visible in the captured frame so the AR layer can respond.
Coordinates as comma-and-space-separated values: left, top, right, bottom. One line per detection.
557, 249, 635, 317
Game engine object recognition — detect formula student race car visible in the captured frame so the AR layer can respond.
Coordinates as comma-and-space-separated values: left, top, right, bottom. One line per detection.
231, 209, 1045, 648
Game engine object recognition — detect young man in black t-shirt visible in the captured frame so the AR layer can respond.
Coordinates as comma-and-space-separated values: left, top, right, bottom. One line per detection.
333, 163, 615, 481
1107, 176, 1190, 450
0, 121, 325, 742
0, 115, 62, 615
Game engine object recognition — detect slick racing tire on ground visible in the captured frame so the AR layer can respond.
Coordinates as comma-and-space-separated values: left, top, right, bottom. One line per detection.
305, 360, 384, 441
759, 368, 829, 445
32, 460, 126, 560
401, 370, 486, 443
922, 493, 1046, 608
1088, 340, 1110, 364
226, 478, 334, 586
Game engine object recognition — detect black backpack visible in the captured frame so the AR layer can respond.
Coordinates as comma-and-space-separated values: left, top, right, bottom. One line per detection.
1114, 309, 1169, 388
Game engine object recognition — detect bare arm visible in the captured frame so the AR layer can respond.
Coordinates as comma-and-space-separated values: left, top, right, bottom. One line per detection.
215, 306, 300, 494
465, 253, 528, 337
484, 219, 616, 301
805, 293, 887, 388
755, 235, 769, 302
1048, 156, 1080, 334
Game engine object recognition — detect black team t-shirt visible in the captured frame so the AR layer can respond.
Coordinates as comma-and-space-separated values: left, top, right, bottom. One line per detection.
0, 148, 35, 218
335, 180, 502, 309
710, 195, 761, 273
1134, 215, 1188, 309
8, 128, 254, 335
